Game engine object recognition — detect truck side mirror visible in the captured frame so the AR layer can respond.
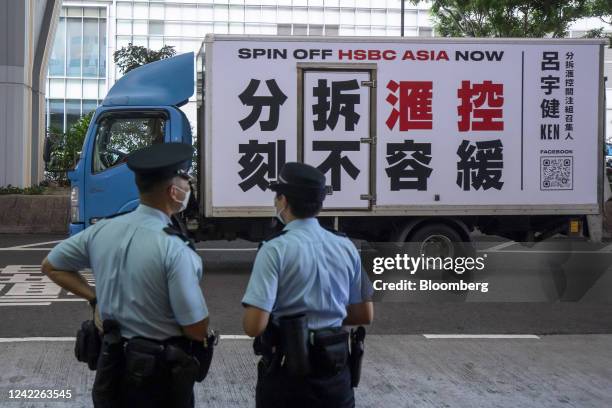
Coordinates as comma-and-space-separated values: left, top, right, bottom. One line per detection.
74, 151, 82, 168
43, 136, 54, 164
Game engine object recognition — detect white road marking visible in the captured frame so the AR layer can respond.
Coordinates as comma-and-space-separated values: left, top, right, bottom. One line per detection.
1, 240, 63, 250
0, 337, 76, 342
0, 335, 542, 342
0, 303, 56, 306
597, 243, 612, 252
478, 241, 516, 252
0, 247, 55, 251
0, 298, 85, 302
0, 335, 252, 342
423, 334, 540, 339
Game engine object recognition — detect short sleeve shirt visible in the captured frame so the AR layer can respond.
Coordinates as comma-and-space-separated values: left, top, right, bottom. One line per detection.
47, 204, 208, 340
242, 218, 372, 330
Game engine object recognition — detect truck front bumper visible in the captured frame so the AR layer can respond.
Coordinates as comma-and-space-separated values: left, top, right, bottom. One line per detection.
69, 223, 85, 236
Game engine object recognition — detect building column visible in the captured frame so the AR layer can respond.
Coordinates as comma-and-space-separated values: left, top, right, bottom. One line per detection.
0, 0, 60, 188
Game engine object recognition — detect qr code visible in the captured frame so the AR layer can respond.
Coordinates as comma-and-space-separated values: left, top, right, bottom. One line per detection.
540, 156, 573, 190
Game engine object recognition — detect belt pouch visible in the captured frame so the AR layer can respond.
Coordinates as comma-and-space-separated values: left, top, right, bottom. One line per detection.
279, 314, 311, 377
124, 338, 164, 387
75, 319, 101, 370
311, 329, 349, 376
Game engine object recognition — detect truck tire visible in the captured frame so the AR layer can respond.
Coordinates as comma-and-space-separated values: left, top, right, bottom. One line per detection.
408, 223, 474, 280
408, 223, 463, 257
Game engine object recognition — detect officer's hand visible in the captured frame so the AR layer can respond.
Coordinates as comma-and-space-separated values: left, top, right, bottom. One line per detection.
89, 299, 103, 333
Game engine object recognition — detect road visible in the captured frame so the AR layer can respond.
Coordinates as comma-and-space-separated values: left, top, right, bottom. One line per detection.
0, 233, 611, 407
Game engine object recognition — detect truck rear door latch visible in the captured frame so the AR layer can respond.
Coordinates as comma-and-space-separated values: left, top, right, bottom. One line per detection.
360, 137, 376, 144
360, 80, 376, 88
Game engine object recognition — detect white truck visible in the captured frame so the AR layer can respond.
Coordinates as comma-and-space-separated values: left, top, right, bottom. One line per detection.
67, 35, 607, 255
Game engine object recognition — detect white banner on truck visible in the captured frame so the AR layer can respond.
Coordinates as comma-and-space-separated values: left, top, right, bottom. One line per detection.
205, 37, 601, 214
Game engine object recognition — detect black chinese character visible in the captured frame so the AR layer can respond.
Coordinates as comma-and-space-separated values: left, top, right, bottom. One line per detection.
456, 139, 503, 191
313, 140, 361, 191
540, 75, 560, 95
385, 140, 432, 191
540, 99, 560, 118
239, 79, 288, 131
312, 79, 361, 131
541, 51, 560, 71
238, 139, 286, 191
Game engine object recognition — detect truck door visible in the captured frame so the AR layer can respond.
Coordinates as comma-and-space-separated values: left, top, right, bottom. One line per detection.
300, 66, 376, 210
83, 110, 169, 225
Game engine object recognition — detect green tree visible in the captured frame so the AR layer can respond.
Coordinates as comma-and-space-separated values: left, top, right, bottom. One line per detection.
46, 112, 93, 183
410, 0, 595, 38
582, 0, 612, 43
113, 43, 176, 75
587, 0, 612, 24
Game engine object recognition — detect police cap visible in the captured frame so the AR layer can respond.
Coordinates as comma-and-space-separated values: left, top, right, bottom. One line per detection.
127, 143, 193, 181
270, 162, 327, 202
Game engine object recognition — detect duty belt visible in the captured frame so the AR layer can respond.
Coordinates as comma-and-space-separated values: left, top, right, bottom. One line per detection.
254, 314, 350, 378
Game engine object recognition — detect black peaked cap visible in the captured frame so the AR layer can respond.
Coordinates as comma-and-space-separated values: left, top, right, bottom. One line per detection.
127, 143, 193, 180
270, 162, 327, 202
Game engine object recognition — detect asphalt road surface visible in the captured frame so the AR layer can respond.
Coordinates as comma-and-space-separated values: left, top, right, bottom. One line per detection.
0, 234, 610, 336
0, 233, 611, 407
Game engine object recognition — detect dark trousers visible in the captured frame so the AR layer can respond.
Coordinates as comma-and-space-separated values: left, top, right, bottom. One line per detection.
120, 368, 195, 408
92, 340, 196, 408
256, 360, 354, 408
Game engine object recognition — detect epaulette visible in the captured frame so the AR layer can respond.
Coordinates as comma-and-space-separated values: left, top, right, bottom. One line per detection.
323, 226, 348, 238
258, 230, 287, 250
164, 224, 196, 252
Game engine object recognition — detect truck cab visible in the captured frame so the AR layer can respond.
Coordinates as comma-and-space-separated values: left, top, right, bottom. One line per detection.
68, 53, 195, 235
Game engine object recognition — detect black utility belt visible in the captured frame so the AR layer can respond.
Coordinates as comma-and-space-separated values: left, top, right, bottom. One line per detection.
74, 319, 217, 384
123, 335, 217, 384
255, 314, 356, 379
276, 327, 349, 378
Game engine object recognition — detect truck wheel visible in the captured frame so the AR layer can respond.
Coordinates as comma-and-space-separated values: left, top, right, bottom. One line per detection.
409, 223, 463, 258
408, 223, 474, 280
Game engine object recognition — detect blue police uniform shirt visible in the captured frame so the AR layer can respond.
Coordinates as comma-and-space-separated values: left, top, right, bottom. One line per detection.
242, 217, 372, 330
47, 204, 208, 340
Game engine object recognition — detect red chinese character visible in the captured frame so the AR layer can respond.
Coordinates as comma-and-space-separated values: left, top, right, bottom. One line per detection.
386, 80, 433, 131
457, 80, 504, 132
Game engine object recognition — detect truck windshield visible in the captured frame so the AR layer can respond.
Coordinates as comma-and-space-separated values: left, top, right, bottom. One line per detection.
92, 114, 166, 173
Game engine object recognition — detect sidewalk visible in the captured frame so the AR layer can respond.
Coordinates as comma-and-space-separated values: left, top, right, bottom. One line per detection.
0, 335, 611, 407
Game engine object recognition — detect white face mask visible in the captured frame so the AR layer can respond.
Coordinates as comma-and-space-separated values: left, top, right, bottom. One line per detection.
275, 205, 286, 225
172, 185, 191, 213
274, 197, 286, 225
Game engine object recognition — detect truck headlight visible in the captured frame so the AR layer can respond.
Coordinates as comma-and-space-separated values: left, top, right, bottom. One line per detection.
70, 186, 80, 223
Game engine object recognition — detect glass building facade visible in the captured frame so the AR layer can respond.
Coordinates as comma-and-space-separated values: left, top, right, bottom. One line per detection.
47, 5, 107, 133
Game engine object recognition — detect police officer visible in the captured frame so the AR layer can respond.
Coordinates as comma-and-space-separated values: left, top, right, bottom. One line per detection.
42, 143, 210, 408
242, 162, 374, 408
